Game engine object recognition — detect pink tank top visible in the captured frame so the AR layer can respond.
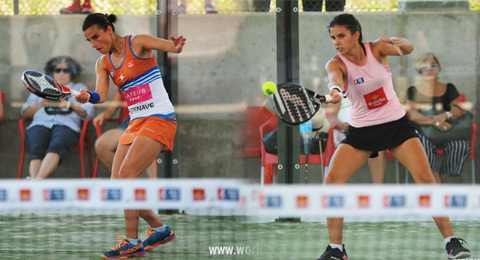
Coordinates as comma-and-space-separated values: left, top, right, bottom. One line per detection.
337, 42, 405, 127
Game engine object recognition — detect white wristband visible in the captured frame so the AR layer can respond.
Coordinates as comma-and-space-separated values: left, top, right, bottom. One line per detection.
66, 101, 71, 110
329, 85, 342, 93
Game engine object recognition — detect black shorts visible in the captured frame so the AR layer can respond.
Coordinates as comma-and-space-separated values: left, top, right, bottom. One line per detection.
340, 114, 419, 157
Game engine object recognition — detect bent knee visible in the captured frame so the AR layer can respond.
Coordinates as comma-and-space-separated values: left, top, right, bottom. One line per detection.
117, 165, 140, 179
325, 172, 347, 184
411, 169, 436, 184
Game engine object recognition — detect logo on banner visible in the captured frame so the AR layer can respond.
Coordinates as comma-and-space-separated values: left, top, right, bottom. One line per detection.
322, 195, 344, 208
358, 195, 370, 208
419, 194, 431, 208
445, 195, 467, 208
217, 188, 239, 201
353, 77, 364, 85
0, 189, 6, 202
383, 195, 406, 208
266, 195, 282, 208
135, 189, 147, 201
101, 188, 122, 201
43, 189, 65, 201
77, 189, 89, 201
296, 195, 308, 209
159, 188, 180, 201
193, 188, 205, 201
20, 189, 31, 202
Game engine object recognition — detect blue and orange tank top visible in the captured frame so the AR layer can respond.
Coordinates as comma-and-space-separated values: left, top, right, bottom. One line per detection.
105, 35, 175, 122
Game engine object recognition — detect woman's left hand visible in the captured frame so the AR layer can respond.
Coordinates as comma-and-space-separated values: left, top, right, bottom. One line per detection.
379, 37, 407, 56
170, 35, 186, 53
432, 113, 448, 128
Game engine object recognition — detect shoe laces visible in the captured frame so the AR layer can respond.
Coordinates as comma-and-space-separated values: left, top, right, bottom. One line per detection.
112, 233, 128, 250
451, 237, 468, 246
145, 229, 155, 239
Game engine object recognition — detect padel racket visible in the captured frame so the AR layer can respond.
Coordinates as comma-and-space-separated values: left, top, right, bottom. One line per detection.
22, 70, 79, 101
272, 83, 332, 126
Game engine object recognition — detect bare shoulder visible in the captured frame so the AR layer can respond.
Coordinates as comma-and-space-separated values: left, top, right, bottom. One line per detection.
325, 55, 346, 72
130, 34, 155, 45
95, 55, 107, 70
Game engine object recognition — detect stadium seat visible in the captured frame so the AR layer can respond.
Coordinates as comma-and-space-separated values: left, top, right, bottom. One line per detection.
17, 118, 94, 179
259, 114, 336, 185
242, 106, 273, 157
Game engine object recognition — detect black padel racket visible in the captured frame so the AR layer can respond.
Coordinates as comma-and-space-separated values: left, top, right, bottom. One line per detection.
272, 83, 332, 126
22, 70, 79, 101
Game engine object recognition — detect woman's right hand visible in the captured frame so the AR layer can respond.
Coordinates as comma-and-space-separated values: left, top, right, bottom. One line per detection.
327, 90, 343, 104
75, 89, 91, 104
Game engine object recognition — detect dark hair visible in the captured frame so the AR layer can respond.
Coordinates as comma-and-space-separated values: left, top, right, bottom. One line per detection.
44, 56, 82, 81
82, 13, 117, 32
327, 13, 363, 46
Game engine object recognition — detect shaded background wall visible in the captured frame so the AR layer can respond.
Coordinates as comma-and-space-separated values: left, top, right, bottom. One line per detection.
0, 10, 478, 183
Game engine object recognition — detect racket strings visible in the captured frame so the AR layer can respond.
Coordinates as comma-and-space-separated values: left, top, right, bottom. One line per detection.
28, 73, 61, 95
281, 87, 310, 123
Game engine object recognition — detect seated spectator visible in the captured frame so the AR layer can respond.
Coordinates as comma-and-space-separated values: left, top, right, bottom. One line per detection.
94, 91, 157, 178
60, 0, 94, 14
406, 53, 470, 184
327, 97, 386, 183
178, 0, 218, 14
21, 56, 94, 179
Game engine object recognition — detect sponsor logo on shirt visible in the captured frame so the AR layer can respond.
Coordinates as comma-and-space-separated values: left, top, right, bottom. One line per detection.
354, 77, 364, 85
129, 102, 154, 114
363, 87, 388, 110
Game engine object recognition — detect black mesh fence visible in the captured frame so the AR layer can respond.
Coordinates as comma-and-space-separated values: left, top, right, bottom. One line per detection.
2, 0, 480, 15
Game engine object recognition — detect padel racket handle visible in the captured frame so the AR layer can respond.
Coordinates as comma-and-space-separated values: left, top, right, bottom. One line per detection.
70, 89, 80, 96
324, 94, 332, 102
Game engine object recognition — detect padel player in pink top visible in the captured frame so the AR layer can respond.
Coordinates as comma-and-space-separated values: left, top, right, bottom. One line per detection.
317, 13, 471, 260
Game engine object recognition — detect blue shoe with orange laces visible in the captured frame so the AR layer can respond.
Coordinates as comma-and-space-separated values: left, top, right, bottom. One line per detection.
101, 233, 145, 259
142, 225, 177, 251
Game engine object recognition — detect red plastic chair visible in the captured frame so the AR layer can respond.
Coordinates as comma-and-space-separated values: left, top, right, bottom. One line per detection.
242, 106, 273, 157
259, 114, 336, 185
0, 92, 5, 124
17, 118, 94, 179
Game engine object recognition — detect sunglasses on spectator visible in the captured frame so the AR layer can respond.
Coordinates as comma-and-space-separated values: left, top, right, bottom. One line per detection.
419, 63, 439, 71
54, 68, 71, 74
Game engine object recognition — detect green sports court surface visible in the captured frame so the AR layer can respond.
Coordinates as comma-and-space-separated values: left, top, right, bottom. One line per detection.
0, 213, 478, 260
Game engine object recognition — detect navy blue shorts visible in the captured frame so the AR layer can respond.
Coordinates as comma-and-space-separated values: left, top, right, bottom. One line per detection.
26, 125, 80, 162
340, 114, 419, 157
116, 118, 130, 131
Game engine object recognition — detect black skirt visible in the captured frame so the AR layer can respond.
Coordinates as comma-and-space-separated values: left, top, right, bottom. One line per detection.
340, 114, 419, 158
